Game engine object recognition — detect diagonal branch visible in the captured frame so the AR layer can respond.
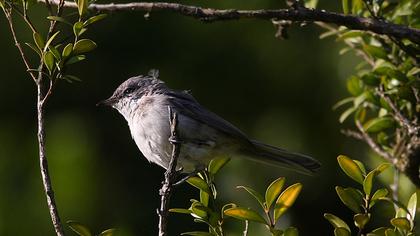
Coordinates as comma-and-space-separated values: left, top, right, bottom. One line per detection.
38, 0, 420, 45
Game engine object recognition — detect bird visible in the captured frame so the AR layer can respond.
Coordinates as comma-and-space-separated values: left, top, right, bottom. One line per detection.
99, 70, 321, 174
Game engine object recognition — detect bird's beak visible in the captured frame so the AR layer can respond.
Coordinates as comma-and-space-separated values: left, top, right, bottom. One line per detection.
97, 97, 118, 107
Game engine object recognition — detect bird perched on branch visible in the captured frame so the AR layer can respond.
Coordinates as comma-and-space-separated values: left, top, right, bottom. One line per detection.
99, 70, 321, 174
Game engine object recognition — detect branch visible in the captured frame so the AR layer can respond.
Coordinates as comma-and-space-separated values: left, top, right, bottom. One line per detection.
38, 0, 420, 45
355, 121, 395, 164
3, 8, 36, 81
37, 86, 65, 236
157, 107, 181, 236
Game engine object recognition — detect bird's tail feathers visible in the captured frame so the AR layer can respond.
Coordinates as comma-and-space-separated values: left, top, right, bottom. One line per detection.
241, 140, 321, 175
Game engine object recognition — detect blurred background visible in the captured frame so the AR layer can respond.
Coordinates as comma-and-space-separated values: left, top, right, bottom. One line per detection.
0, 0, 417, 235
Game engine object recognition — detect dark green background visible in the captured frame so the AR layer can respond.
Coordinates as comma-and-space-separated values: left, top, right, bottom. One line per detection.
0, 0, 416, 235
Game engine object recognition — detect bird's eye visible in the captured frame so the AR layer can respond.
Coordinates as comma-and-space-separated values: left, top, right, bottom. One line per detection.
123, 87, 135, 95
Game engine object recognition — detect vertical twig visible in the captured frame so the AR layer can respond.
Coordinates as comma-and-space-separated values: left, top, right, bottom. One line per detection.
37, 85, 65, 236
391, 168, 400, 211
242, 220, 249, 236
158, 107, 181, 236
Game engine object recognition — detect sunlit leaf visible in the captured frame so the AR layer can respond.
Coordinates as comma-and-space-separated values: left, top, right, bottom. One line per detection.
304, 0, 318, 8
265, 177, 286, 210
390, 217, 411, 231
342, 0, 349, 14
347, 76, 363, 96
324, 213, 351, 232
43, 51, 55, 73
66, 55, 86, 65
274, 183, 302, 222
77, 0, 88, 17
169, 208, 192, 214
62, 43, 73, 58
47, 16, 72, 25
354, 213, 370, 229
334, 227, 351, 236
84, 14, 107, 26
370, 188, 389, 208
99, 229, 119, 236
339, 106, 357, 123
200, 190, 209, 207
67, 220, 92, 236
208, 157, 230, 176
237, 186, 265, 209
224, 207, 266, 224
363, 117, 395, 133
407, 192, 417, 220
44, 31, 60, 53
73, 21, 84, 37
384, 229, 398, 236
187, 177, 212, 195
337, 155, 364, 184
73, 39, 97, 55
367, 227, 387, 236
33, 32, 45, 50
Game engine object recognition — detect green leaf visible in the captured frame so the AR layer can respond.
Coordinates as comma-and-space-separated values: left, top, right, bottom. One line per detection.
274, 183, 302, 222
352, 0, 363, 14
407, 192, 417, 220
62, 43, 73, 58
49, 46, 61, 60
342, 0, 349, 14
237, 186, 265, 209
303, 0, 318, 8
44, 31, 60, 53
265, 177, 286, 210
73, 21, 84, 37
208, 157, 230, 176
333, 97, 354, 110
363, 117, 395, 133
43, 51, 55, 73
223, 207, 266, 224
324, 213, 351, 232
47, 16, 72, 25
363, 171, 375, 196
347, 76, 363, 96
73, 39, 97, 55
334, 227, 351, 236
66, 55, 86, 65
370, 188, 389, 208
181, 232, 214, 236
190, 201, 209, 219
284, 227, 298, 236
98, 229, 119, 236
337, 155, 364, 184
336, 186, 362, 213
367, 227, 388, 236
339, 106, 357, 123
354, 213, 370, 229
353, 160, 367, 176
200, 190, 209, 207
62, 75, 82, 82
77, 0, 88, 17
67, 221, 92, 236
187, 177, 211, 195
169, 208, 192, 214
337, 30, 364, 41
361, 73, 380, 86
33, 32, 45, 51
363, 45, 388, 60
84, 13, 107, 26
390, 217, 411, 231
384, 229, 398, 236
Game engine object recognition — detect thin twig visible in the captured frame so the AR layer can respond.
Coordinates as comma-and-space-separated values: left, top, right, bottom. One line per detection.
243, 220, 249, 236
391, 168, 399, 211
355, 121, 395, 164
376, 87, 418, 135
158, 107, 181, 236
37, 0, 420, 45
3, 9, 36, 81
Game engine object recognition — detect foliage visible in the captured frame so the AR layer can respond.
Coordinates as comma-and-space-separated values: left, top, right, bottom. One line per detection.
325, 155, 418, 236
67, 221, 119, 236
326, 0, 420, 182
170, 157, 303, 236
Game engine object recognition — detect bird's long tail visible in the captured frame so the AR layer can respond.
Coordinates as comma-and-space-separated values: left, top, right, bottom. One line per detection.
241, 140, 321, 174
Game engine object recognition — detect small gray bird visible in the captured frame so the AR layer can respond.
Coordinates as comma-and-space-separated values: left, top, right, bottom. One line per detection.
99, 70, 320, 174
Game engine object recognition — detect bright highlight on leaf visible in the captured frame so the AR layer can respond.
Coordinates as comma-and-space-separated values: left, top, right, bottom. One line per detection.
187, 177, 212, 195
223, 207, 266, 224
274, 183, 302, 222
337, 155, 364, 184
265, 177, 286, 210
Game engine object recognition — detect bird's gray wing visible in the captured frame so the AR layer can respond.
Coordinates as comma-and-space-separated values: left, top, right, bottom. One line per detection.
166, 90, 251, 144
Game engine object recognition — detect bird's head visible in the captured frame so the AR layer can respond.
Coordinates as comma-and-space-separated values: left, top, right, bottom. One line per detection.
98, 69, 165, 114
